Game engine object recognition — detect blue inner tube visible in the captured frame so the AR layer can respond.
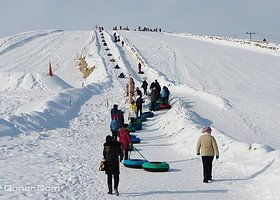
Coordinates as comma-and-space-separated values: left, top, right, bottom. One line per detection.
137, 116, 147, 122
134, 124, 142, 130
131, 136, 141, 144
123, 159, 147, 169
141, 112, 154, 118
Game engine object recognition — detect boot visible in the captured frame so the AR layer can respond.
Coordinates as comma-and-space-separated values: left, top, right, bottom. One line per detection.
114, 188, 119, 196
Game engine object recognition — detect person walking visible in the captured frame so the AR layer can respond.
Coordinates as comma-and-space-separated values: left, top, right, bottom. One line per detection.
196, 126, 219, 183
121, 41, 124, 47
103, 135, 123, 196
136, 95, 145, 117
138, 63, 142, 73
110, 114, 120, 140
111, 104, 119, 119
136, 87, 142, 96
141, 80, 148, 95
119, 124, 132, 160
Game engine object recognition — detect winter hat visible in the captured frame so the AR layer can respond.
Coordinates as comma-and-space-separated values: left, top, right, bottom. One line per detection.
113, 104, 118, 109
106, 135, 113, 142
202, 126, 212, 133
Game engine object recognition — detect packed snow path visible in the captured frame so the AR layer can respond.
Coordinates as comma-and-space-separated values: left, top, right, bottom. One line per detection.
0, 30, 279, 199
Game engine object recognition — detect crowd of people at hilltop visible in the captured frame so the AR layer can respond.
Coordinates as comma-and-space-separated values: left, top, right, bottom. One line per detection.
112, 25, 163, 32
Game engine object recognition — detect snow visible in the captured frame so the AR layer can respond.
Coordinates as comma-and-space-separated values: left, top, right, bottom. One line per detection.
0, 29, 280, 199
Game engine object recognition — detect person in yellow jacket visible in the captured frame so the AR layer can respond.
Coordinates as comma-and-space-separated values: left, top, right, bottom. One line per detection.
129, 100, 137, 119
196, 126, 219, 183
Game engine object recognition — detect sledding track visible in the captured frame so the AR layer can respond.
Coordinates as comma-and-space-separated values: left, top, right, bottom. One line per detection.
0, 30, 280, 199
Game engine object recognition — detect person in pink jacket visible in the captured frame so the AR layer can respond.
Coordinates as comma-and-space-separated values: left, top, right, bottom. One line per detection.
118, 124, 132, 160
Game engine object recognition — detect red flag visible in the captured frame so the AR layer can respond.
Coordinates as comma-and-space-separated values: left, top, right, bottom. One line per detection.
49, 62, 53, 77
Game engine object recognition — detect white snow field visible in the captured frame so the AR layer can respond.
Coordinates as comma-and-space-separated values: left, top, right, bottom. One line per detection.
0, 29, 279, 200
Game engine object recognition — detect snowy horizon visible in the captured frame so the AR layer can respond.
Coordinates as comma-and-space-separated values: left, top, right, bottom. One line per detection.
1, 0, 280, 42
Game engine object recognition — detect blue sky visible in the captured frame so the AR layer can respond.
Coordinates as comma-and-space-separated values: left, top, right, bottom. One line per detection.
1, 0, 279, 42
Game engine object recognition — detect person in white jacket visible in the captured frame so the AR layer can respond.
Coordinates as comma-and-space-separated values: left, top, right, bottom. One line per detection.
196, 126, 219, 183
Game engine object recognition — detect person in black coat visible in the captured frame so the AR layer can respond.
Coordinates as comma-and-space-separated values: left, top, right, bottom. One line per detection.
141, 80, 148, 95
103, 135, 124, 195
154, 79, 161, 100
136, 87, 142, 96
150, 87, 157, 111
136, 95, 145, 117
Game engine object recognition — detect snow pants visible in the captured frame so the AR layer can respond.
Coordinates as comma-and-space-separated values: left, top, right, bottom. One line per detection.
202, 156, 214, 181
124, 149, 129, 160
111, 130, 118, 140
107, 173, 119, 191
143, 88, 147, 95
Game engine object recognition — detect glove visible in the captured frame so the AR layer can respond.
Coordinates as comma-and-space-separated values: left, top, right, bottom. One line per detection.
216, 155, 219, 160
197, 153, 200, 156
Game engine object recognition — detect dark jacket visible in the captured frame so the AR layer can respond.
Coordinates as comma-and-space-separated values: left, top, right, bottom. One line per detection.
151, 88, 157, 102
136, 96, 144, 108
103, 141, 124, 174
150, 82, 156, 90
161, 87, 170, 98
111, 108, 119, 119
141, 80, 148, 89
154, 81, 161, 92
136, 88, 142, 96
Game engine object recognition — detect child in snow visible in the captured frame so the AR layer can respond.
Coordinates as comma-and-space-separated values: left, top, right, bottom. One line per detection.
118, 124, 132, 160
129, 100, 137, 119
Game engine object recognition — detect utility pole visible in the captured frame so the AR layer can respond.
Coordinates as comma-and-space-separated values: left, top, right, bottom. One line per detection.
246, 31, 255, 41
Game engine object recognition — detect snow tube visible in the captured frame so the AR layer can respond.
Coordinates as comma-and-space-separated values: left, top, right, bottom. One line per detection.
137, 116, 147, 122
160, 104, 171, 109
123, 159, 147, 169
156, 99, 165, 104
128, 126, 136, 132
142, 162, 170, 172
131, 124, 142, 130
141, 112, 154, 118
130, 136, 141, 144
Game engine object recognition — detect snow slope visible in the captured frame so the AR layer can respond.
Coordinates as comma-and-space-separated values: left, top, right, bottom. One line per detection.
0, 29, 279, 200
120, 31, 280, 149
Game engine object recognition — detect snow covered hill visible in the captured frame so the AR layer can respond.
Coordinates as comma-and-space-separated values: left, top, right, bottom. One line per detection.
0, 29, 279, 199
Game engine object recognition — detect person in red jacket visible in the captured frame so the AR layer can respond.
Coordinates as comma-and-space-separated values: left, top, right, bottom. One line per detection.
118, 124, 132, 160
